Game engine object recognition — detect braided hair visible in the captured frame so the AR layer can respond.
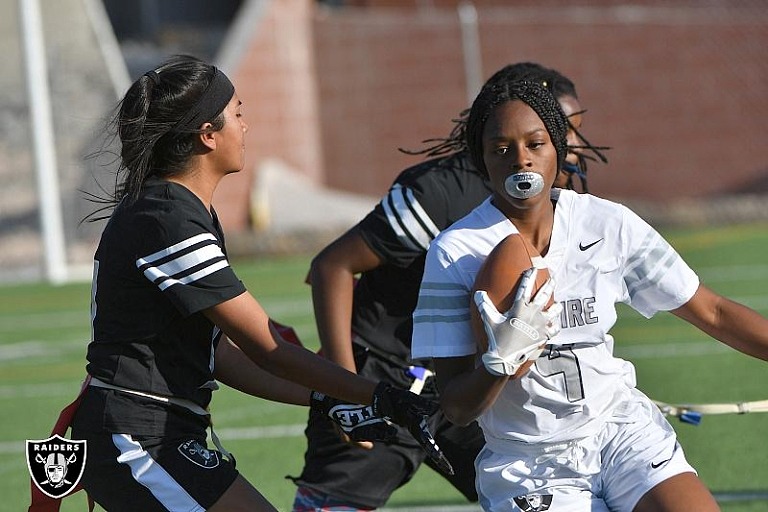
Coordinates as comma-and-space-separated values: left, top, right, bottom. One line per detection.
465, 80, 569, 179
400, 62, 609, 191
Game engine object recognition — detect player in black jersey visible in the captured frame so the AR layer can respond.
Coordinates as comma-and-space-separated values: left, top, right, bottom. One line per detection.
290, 63, 609, 510
69, 55, 450, 512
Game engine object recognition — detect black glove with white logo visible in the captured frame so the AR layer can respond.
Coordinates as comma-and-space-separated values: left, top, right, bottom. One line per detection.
371, 382, 455, 475
310, 390, 397, 443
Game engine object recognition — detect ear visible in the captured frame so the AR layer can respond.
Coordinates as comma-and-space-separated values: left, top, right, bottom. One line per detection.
198, 122, 217, 151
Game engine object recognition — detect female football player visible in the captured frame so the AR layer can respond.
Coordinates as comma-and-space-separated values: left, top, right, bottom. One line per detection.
69, 55, 443, 512
290, 62, 607, 511
411, 79, 768, 511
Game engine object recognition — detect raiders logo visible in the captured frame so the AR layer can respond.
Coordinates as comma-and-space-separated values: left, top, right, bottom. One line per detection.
178, 439, 220, 469
513, 493, 553, 512
26, 434, 86, 499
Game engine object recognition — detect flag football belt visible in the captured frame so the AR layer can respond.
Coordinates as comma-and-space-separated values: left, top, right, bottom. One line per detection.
351, 335, 434, 395
88, 377, 234, 464
653, 399, 768, 425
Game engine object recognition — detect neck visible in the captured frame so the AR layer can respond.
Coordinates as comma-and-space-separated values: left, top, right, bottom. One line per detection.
493, 193, 555, 256
167, 165, 221, 211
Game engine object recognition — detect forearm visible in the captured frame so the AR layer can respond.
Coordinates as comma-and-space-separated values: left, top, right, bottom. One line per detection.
214, 336, 310, 405
310, 258, 357, 371
434, 356, 509, 426
674, 285, 768, 361
205, 292, 377, 406
701, 298, 768, 360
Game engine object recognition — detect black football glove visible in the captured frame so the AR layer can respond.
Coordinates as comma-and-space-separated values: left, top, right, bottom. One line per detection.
371, 382, 455, 475
310, 390, 397, 443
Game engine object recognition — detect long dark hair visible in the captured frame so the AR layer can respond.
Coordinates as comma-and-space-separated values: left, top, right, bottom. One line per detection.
84, 55, 226, 221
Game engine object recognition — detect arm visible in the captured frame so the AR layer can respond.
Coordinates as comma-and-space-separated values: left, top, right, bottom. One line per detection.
205, 291, 377, 405
206, 293, 453, 471
672, 283, 768, 361
309, 226, 383, 371
433, 355, 509, 426
214, 335, 310, 405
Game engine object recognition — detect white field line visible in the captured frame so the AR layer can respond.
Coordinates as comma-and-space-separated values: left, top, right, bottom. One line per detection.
0, 298, 312, 332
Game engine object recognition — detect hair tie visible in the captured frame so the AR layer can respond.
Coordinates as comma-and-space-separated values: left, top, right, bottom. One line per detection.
145, 70, 160, 85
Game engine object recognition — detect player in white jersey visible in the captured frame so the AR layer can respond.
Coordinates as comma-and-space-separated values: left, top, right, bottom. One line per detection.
412, 80, 768, 512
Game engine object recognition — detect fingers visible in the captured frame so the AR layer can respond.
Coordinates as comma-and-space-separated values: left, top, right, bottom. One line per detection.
542, 300, 562, 340
531, 276, 555, 308
474, 290, 505, 325
332, 423, 375, 449
515, 268, 538, 302
347, 423, 397, 445
410, 415, 455, 476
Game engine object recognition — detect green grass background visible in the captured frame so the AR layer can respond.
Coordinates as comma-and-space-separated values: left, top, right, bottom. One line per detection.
1, 223, 767, 511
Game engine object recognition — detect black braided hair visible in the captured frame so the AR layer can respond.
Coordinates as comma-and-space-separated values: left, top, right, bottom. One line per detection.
465, 80, 569, 179
400, 62, 609, 191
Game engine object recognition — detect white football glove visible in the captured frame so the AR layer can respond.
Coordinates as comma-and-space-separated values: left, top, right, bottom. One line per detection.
474, 267, 562, 377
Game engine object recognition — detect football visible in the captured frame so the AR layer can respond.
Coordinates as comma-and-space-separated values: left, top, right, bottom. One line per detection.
470, 234, 552, 376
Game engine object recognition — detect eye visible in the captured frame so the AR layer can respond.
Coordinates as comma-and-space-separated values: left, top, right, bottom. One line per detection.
528, 141, 546, 150
493, 146, 509, 155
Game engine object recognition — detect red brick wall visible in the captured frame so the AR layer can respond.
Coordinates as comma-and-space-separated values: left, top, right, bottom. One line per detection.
216, 0, 322, 231
221, 1, 768, 232
313, 4, 768, 200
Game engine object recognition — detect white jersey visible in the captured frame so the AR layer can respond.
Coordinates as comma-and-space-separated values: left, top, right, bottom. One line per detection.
412, 189, 699, 445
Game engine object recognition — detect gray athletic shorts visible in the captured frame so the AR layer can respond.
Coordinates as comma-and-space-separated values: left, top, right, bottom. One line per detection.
476, 389, 696, 512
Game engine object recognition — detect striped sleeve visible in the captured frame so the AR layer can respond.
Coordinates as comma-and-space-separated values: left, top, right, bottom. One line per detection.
621, 207, 699, 318
137, 229, 245, 316
412, 243, 477, 359
380, 183, 440, 252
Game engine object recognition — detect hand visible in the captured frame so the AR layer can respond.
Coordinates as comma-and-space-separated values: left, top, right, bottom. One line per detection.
474, 267, 562, 377
310, 391, 397, 443
371, 382, 455, 475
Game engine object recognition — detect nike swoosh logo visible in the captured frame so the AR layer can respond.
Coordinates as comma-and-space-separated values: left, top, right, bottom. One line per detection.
651, 458, 671, 469
579, 238, 603, 251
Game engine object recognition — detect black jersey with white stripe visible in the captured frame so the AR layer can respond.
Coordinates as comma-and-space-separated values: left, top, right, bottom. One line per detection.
83, 179, 246, 434
354, 152, 491, 365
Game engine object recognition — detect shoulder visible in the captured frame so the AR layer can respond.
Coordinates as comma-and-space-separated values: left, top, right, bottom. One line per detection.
431, 199, 512, 262
127, 182, 220, 256
394, 153, 487, 196
557, 189, 634, 230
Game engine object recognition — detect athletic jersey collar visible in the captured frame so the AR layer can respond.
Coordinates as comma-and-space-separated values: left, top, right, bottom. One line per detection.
478, 188, 572, 274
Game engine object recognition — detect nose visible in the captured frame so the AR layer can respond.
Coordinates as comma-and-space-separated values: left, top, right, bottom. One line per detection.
510, 147, 533, 171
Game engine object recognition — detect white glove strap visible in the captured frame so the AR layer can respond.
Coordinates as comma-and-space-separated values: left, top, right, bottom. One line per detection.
481, 344, 545, 376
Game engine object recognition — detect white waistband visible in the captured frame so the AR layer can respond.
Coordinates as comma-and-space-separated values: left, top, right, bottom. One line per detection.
89, 376, 209, 416
88, 376, 234, 464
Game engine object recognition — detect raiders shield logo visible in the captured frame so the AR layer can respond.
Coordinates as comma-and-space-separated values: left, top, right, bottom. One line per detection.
26, 434, 86, 499
178, 439, 220, 468
513, 493, 553, 512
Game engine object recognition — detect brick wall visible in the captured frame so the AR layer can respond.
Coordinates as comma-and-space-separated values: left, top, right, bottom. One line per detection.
223, 0, 767, 232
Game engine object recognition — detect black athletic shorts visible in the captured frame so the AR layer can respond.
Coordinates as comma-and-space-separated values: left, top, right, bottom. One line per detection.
70, 428, 239, 511
290, 343, 485, 509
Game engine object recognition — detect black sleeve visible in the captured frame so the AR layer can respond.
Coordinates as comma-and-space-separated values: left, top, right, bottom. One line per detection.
358, 163, 452, 268
134, 208, 246, 317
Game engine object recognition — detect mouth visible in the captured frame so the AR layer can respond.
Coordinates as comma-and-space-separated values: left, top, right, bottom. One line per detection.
504, 172, 544, 199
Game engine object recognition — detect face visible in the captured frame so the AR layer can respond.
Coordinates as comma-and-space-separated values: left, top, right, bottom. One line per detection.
214, 93, 249, 174
482, 99, 559, 213
554, 94, 583, 188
